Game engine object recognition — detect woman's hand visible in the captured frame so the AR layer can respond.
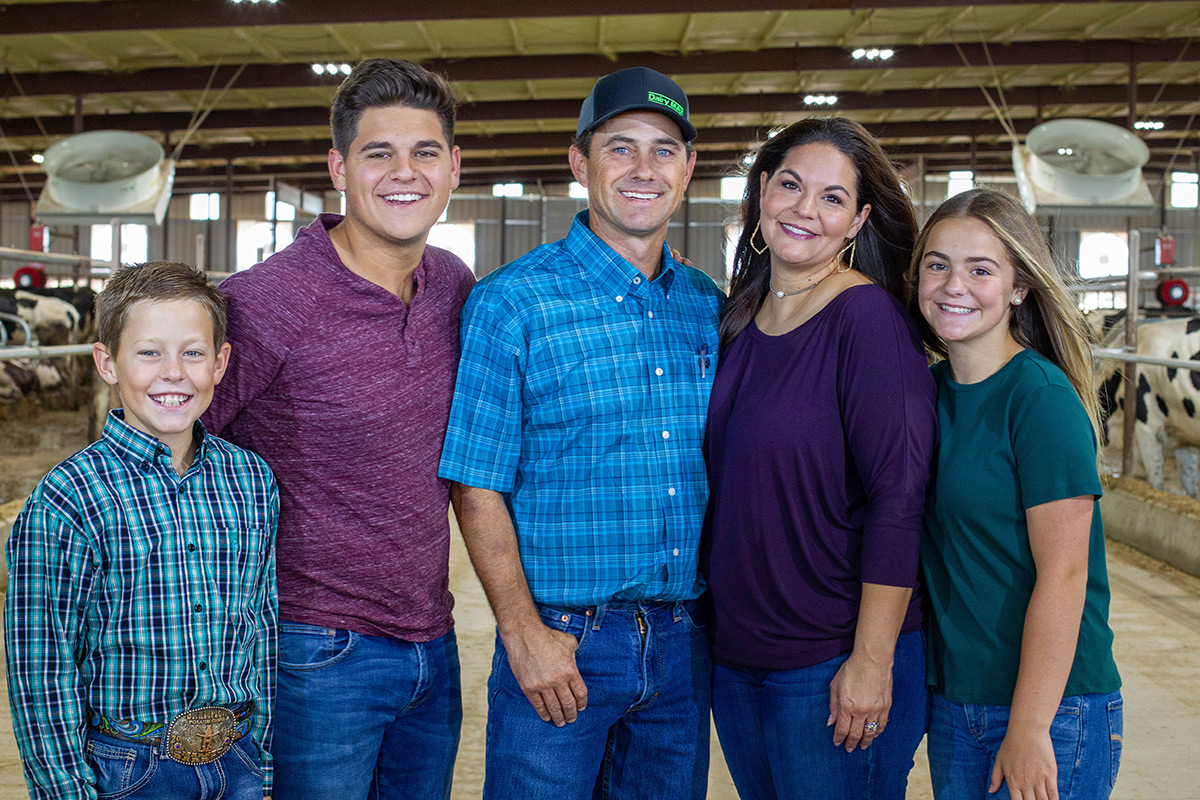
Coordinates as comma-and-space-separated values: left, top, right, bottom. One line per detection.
990, 723, 1058, 799
828, 651, 893, 751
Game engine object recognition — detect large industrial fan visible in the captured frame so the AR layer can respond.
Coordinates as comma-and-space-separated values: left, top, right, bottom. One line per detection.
1013, 118, 1153, 213
34, 130, 175, 225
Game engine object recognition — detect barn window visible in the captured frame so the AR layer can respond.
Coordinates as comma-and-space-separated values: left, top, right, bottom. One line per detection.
1078, 230, 1129, 311
427, 222, 477, 274
1170, 172, 1199, 209
946, 170, 974, 200
89, 223, 149, 265
189, 192, 220, 221
493, 183, 524, 198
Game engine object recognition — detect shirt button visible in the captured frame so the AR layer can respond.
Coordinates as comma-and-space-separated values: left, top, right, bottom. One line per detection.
668, 487, 676, 496
615, 295, 624, 303
140, 461, 151, 471
673, 548, 680, 556
633, 277, 642, 284
193, 603, 202, 613
655, 368, 663, 376
187, 543, 196, 552
661, 430, 670, 439
198, 662, 207, 672
647, 311, 654, 318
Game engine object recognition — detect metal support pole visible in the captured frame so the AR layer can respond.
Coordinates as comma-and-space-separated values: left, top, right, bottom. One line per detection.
1121, 228, 1141, 478
499, 196, 508, 266
1127, 55, 1137, 130
225, 159, 235, 273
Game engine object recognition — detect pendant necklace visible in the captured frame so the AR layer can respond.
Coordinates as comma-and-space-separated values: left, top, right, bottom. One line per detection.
769, 264, 835, 298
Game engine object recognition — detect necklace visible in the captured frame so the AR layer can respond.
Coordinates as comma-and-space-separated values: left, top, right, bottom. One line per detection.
769, 265, 835, 298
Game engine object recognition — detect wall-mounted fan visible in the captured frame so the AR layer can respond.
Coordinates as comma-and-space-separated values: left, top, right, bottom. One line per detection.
35, 130, 175, 225
1013, 118, 1153, 213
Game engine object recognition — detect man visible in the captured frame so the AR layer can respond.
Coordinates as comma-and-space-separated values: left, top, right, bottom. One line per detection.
204, 59, 474, 800
439, 67, 724, 800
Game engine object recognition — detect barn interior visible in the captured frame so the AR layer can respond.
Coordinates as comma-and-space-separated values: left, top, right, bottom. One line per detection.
3, 2, 1200, 798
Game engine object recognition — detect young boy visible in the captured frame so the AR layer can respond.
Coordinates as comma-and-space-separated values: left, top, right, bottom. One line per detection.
5, 260, 278, 800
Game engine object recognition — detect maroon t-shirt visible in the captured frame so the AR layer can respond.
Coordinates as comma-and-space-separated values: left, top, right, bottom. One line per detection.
204, 214, 475, 642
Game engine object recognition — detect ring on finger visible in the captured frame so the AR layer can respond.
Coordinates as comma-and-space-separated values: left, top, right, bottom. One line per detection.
863, 720, 880, 732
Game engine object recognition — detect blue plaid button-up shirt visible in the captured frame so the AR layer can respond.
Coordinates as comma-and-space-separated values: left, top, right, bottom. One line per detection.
440, 211, 724, 608
5, 410, 278, 799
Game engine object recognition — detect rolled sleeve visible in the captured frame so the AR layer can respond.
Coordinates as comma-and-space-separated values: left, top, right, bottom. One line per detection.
439, 290, 525, 492
837, 295, 937, 589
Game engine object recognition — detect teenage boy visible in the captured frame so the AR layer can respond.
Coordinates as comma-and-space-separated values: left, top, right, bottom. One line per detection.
440, 67, 723, 800
203, 58, 473, 799
5, 260, 279, 800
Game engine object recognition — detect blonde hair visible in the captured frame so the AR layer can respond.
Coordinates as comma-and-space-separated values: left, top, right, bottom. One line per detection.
905, 188, 1101, 456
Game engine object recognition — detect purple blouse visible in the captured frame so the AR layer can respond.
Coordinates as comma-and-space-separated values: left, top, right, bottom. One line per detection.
704, 284, 936, 670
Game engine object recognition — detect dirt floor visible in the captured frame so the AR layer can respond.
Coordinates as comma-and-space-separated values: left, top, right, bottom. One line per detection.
1, 408, 1197, 798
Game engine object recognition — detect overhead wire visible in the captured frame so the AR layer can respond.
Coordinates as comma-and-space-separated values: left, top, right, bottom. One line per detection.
170, 62, 248, 162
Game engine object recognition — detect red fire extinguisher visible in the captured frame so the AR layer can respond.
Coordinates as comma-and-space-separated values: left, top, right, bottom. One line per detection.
1156, 234, 1176, 267
29, 224, 49, 253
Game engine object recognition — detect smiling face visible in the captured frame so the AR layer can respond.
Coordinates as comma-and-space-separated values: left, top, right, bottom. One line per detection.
92, 298, 230, 458
758, 142, 871, 276
917, 216, 1028, 355
328, 104, 461, 255
568, 110, 696, 253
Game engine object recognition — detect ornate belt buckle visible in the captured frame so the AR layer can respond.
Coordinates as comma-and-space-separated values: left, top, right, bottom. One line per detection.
165, 706, 237, 765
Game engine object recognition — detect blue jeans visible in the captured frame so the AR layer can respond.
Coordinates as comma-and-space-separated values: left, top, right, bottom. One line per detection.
271, 621, 463, 800
712, 630, 929, 800
85, 730, 263, 799
483, 600, 712, 800
928, 690, 1123, 800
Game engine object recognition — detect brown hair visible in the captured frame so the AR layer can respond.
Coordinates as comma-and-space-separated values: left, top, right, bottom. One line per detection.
96, 261, 227, 354
905, 188, 1101, 445
330, 59, 457, 154
721, 117, 917, 348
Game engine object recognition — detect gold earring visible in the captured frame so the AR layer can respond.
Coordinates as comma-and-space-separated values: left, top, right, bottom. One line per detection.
750, 221, 768, 255
836, 238, 856, 273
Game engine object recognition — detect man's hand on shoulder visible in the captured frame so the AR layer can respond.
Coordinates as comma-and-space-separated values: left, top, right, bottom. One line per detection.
503, 623, 588, 727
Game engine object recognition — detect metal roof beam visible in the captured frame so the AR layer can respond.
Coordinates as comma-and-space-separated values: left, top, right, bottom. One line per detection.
0, 0, 1123, 37
4, 38, 1195, 98
4, 82, 1197, 138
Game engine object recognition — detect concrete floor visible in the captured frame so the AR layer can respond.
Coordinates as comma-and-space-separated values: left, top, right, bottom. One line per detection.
0, 531, 1192, 798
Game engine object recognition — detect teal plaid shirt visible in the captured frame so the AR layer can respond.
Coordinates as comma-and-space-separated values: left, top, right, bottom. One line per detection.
439, 211, 724, 608
5, 410, 278, 799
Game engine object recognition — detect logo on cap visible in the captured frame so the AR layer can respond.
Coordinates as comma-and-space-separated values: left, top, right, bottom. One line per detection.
647, 91, 685, 118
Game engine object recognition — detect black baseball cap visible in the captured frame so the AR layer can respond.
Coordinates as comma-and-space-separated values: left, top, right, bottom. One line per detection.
576, 67, 697, 143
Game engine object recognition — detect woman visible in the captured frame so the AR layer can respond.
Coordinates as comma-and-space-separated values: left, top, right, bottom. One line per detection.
704, 117, 936, 799
911, 188, 1122, 799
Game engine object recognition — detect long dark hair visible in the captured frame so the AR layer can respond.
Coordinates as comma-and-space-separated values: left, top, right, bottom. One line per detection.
720, 117, 917, 348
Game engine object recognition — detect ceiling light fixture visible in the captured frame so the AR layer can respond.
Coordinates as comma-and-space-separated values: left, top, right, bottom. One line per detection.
1134, 120, 1165, 130
851, 47, 894, 61
313, 63, 354, 77
803, 95, 838, 106
31, 153, 44, 164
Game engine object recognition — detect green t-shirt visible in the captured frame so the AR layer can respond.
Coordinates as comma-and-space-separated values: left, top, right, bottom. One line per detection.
922, 348, 1121, 705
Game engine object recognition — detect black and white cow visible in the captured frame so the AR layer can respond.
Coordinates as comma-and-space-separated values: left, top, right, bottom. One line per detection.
1090, 309, 1200, 494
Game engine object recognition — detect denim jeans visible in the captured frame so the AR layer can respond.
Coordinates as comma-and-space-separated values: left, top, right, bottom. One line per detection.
85, 730, 264, 799
271, 621, 463, 800
483, 600, 711, 800
711, 630, 928, 800
927, 689, 1123, 800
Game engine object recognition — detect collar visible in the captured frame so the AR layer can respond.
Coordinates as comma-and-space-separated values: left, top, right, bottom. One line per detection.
102, 409, 211, 470
565, 210, 677, 302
